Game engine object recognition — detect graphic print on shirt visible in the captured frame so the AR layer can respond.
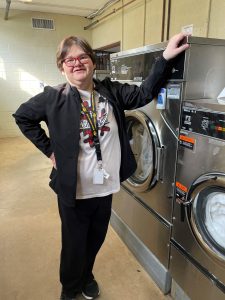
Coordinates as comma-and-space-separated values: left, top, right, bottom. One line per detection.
80, 95, 110, 147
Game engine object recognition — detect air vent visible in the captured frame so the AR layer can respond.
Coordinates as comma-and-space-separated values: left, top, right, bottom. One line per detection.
32, 18, 55, 30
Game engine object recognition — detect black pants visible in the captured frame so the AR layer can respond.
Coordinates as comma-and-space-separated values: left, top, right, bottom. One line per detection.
57, 194, 112, 297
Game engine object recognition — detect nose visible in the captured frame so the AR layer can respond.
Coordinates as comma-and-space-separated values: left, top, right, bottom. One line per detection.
74, 58, 82, 66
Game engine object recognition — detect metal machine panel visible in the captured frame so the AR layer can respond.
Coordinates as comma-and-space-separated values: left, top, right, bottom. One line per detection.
122, 96, 180, 223
170, 244, 225, 300
183, 38, 225, 100
112, 186, 170, 268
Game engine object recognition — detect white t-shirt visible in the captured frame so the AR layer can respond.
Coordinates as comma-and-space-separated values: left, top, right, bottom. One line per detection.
76, 89, 121, 199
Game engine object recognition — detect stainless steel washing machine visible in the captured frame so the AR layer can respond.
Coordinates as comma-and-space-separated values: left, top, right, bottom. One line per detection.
110, 37, 225, 296
170, 99, 225, 300
168, 37, 225, 300
110, 42, 185, 293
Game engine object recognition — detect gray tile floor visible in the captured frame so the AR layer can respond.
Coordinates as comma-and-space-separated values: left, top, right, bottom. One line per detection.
0, 137, 172, 300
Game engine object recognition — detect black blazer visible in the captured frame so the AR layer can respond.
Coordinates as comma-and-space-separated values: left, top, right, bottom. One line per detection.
13, 56, 172, 206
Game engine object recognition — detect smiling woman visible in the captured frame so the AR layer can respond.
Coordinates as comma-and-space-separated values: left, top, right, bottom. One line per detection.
12, 33, 188, 300
56, 36, 96, 91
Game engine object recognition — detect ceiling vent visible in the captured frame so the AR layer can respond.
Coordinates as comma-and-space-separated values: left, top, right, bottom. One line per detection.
32, 18, 55, 30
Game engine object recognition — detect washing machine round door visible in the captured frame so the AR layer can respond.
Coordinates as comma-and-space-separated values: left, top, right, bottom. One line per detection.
187, 173, 225, 263
125, 110, 161, 192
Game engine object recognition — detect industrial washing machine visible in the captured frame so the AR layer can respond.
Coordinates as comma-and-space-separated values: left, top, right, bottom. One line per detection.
110, 36, 225, 296
110, 42, 185, 293
170, 38, 225, 300
171, 100, 225, 300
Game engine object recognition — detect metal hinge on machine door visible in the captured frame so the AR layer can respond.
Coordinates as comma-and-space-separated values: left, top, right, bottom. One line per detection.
156, 146, 164, 182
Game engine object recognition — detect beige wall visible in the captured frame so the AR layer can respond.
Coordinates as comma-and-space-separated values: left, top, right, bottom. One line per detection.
91, 1, 122, 49
145, 0, 164, 45
0, 9, 91, 137
91, 0, 225, 50
91, 0, 166, 50
1, 1, 225, 138
208, 0, 225, 38
169, 0, 211, 37
122, 0, 145, 49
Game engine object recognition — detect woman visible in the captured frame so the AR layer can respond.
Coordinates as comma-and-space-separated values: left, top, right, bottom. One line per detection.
13, 33, 189, 300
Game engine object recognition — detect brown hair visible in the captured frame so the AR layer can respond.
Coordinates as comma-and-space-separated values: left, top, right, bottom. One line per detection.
56, 36, 96, 71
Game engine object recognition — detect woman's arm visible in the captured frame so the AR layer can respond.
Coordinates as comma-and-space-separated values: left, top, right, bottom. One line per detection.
12, 87, 53, 158
109, 32, 189, 110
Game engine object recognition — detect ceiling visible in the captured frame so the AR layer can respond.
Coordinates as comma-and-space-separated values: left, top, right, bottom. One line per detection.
0, 0, 115, 18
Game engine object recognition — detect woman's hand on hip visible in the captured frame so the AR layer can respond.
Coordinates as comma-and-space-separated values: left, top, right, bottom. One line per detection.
50, 153, 57, 169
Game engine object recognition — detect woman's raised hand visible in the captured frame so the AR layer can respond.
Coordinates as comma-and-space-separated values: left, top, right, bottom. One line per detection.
163, 32, 190, 61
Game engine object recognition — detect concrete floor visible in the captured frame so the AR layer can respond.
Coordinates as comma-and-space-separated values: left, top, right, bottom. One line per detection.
0, 137, 172, 300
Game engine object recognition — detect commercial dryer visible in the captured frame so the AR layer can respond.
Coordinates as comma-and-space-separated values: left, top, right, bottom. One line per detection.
110, 37, 225, 295
110, 42, 185, 293
171, 100, 225, 300
170, 37, 225, 300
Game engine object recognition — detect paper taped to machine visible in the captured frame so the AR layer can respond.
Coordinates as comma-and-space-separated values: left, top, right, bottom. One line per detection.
217, 87, 225, 104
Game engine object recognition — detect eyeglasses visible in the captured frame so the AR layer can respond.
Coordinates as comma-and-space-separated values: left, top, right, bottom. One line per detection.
63, 54, 90, 67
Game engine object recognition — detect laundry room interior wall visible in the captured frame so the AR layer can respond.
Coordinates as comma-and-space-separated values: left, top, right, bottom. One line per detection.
1, 0, 225, 138
208, 0, 225, 38
91, 0, 166, 50
122, 0, 146, 50
169, 0, 211, 37
91, 0, 225, 49
144, 0, 165, 45
90, 1, 123, 51
0, 9, 91, 138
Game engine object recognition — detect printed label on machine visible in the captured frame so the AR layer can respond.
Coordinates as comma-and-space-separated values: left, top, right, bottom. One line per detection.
175, 181, 187, 204
167, 85, 181, 99
179, 134, 195, 150
156, 88, 167, 109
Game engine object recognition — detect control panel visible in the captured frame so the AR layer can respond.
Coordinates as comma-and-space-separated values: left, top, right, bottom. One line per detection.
181, 106, 225, 140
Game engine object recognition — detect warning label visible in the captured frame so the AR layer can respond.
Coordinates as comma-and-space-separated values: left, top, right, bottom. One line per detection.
179, 134, 195, 150
175, 181, 188, 204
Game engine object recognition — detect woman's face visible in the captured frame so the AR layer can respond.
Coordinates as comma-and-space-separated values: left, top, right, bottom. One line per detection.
61, 44, 95, 90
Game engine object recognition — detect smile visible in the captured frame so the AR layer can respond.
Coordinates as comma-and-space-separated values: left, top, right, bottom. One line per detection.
73, 68, 85, 72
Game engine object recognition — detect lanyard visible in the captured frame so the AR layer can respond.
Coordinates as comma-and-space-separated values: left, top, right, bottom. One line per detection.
80, 92, 97, 136
80, 92, 102, 162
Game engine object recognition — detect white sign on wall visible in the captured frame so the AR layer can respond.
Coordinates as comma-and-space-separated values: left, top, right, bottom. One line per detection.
182, 24, 193, 35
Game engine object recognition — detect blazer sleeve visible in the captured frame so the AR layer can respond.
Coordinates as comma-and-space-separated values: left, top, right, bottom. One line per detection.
12, 86, 53, 157
109, 55, 173, 110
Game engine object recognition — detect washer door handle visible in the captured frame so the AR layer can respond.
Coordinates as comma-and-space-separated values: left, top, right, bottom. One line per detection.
156, 146, 164, 181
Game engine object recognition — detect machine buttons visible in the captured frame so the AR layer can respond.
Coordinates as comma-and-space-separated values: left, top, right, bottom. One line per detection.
181, 106, 225, 140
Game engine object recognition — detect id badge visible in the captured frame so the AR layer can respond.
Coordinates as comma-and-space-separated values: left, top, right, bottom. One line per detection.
93, 167, 104, 184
